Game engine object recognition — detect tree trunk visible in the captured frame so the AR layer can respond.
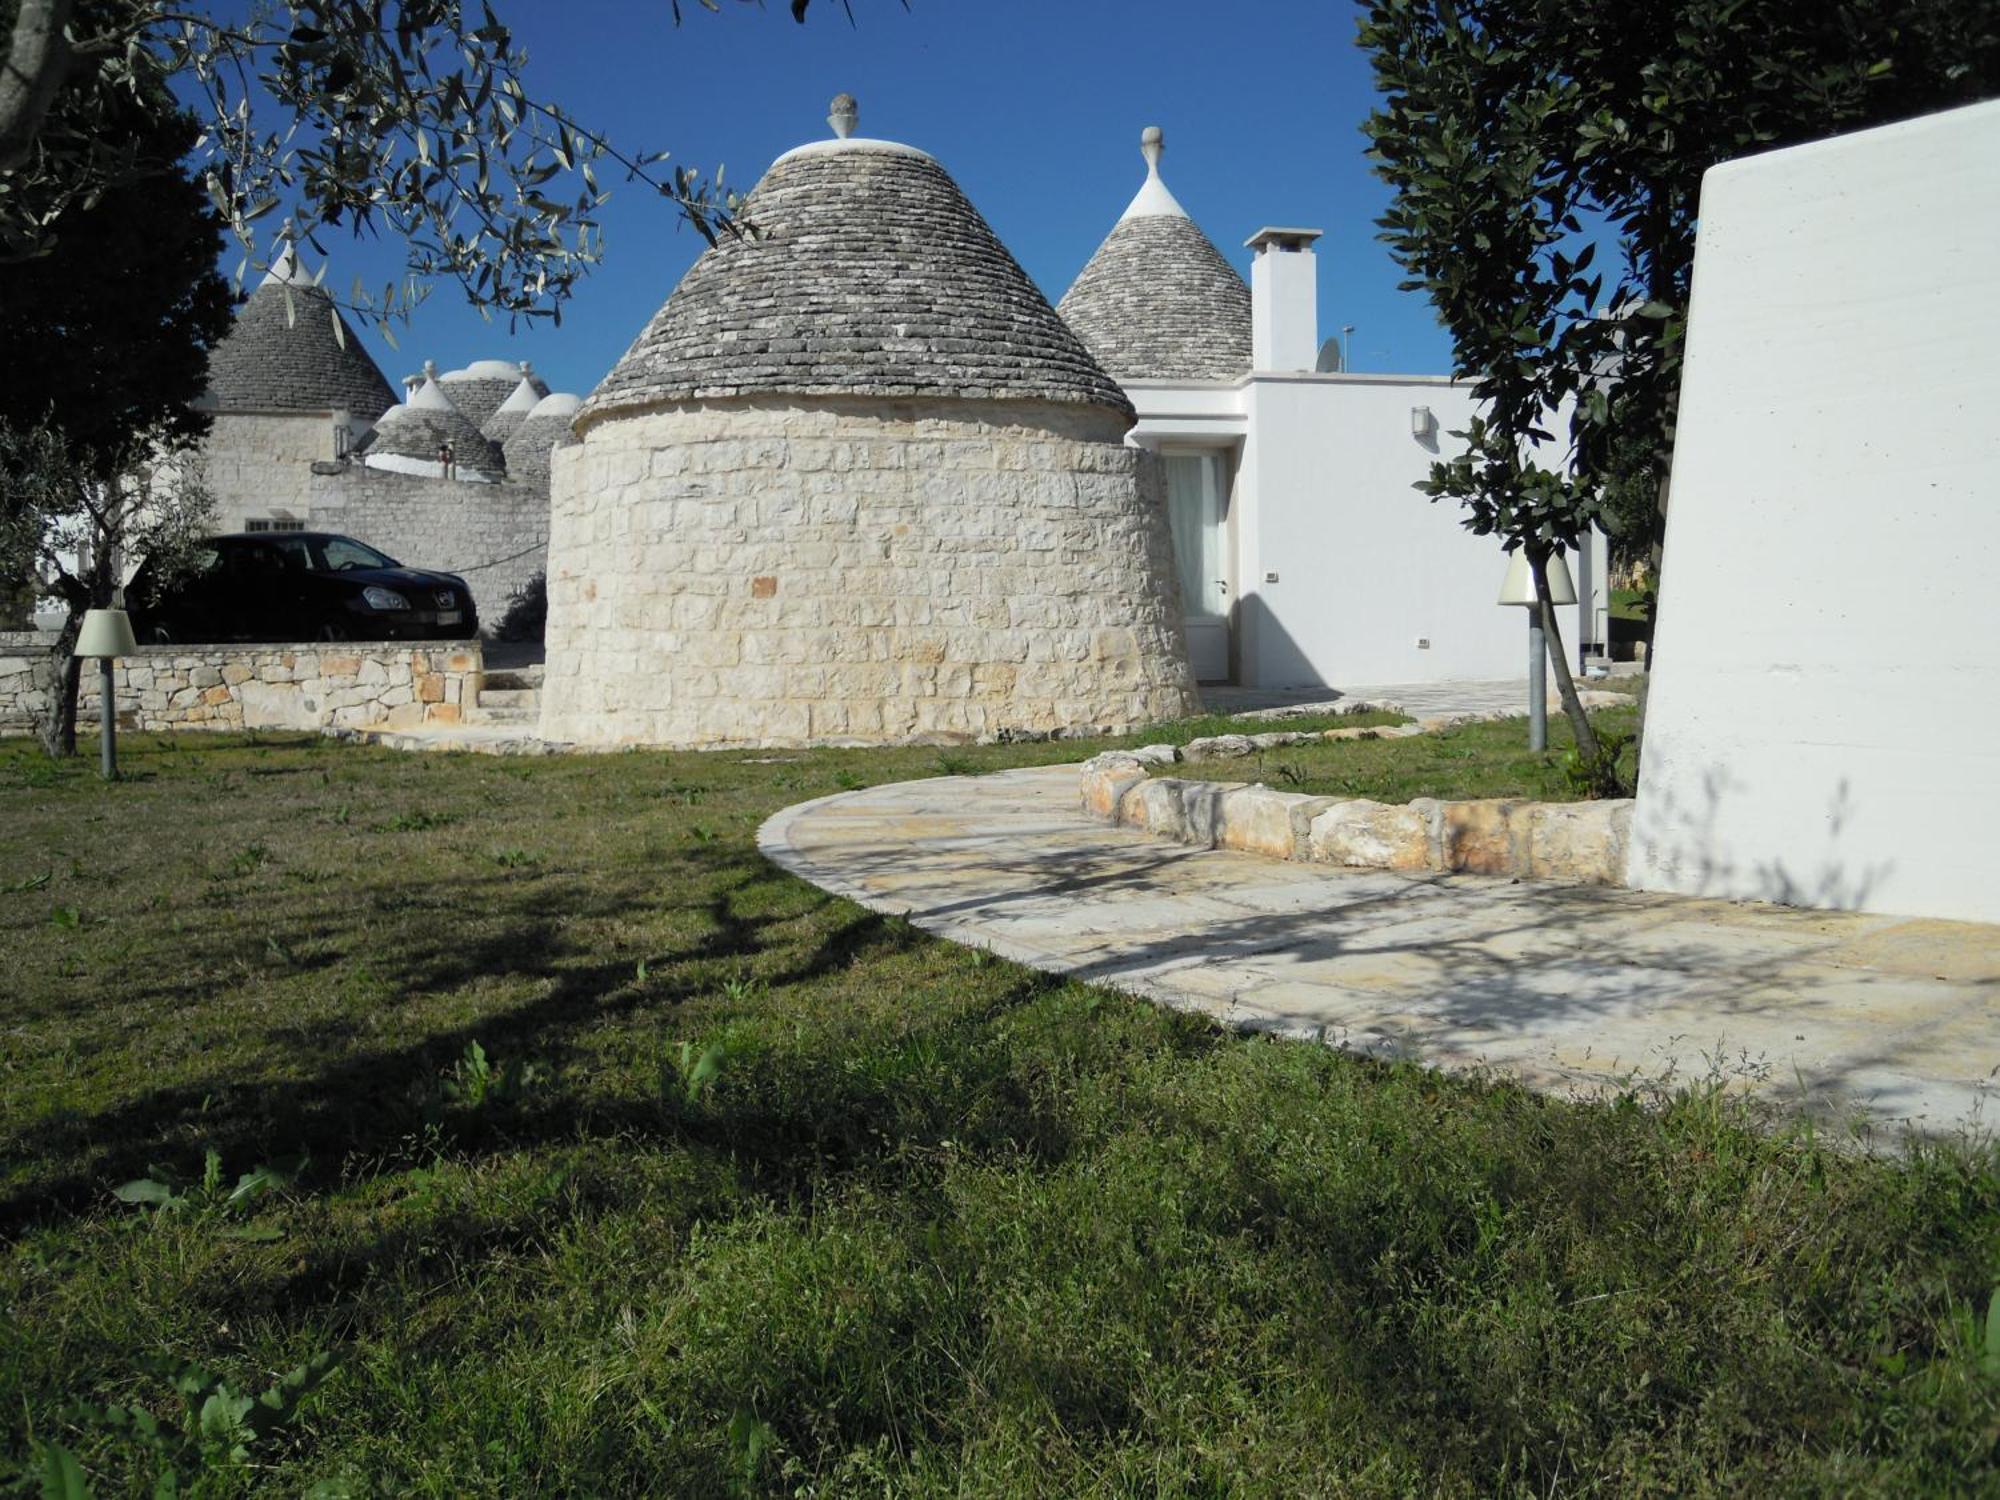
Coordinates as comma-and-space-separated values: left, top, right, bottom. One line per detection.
34, 609, 81, 758
0, 0, 72, 175
1529, 545, 1600, 763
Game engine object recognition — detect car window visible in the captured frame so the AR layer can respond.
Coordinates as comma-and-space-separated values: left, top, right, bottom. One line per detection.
267, 535, 315, 573
316, 536, 397, 572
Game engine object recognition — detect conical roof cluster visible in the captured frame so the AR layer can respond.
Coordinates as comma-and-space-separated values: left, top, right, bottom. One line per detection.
359, 364, 505, 475
480, 371, 549, 445
443, 359, 546, 430
581, 98, 1131, 431
203, 244, 398, 418
1057, 128, 1252, 383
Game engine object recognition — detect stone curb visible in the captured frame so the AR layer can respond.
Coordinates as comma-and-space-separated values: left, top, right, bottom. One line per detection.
1080, 751, 1634, 887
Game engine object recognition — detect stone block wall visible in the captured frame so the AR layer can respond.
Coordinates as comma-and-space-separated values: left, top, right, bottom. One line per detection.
0, 638, 480, 735
540, 396, 1198, 748
306, 464, 548, 632
199, 411, 340, 531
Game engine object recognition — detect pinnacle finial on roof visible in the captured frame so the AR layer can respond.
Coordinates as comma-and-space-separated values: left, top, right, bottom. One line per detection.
520, 360, 532, 376
1141, 126, 1163, 176
423, 359, 440, 380
829, 93, 858, 140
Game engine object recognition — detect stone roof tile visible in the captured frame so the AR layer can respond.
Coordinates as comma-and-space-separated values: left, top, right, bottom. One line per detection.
582, 138, 1131, 429
204, 249, 397, 418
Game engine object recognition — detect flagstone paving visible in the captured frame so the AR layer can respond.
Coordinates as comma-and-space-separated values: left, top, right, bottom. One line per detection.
759, 763, 2000, 1139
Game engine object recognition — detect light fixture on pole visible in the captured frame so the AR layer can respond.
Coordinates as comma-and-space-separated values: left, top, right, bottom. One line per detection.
1497, 551, 1576, 752
74, 608, 138, 780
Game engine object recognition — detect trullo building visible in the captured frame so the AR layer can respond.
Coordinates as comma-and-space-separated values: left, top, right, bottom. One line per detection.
539, 96, 1197, 748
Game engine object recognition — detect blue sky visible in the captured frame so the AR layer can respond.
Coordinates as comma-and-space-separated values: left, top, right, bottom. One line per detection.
260, 0, 1457, 398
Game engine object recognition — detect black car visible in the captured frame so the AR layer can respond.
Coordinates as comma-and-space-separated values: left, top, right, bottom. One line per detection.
127, 532, 478, 643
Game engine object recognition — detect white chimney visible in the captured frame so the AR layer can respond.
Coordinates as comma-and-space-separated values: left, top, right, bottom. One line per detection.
1245, 226, 1322, 372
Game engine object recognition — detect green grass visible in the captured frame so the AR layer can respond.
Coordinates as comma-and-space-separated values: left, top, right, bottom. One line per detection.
1157, 707, 1643, 803
3, 727, 1998, 1496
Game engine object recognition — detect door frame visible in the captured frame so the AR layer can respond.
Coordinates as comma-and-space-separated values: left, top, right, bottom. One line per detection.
1157, 443, 1239, 685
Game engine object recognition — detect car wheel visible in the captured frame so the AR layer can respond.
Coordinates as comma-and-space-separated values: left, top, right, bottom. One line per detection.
316, 621, 350, 642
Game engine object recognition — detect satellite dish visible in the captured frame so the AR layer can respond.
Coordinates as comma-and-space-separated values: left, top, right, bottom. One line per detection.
1314, 337, 1343, 373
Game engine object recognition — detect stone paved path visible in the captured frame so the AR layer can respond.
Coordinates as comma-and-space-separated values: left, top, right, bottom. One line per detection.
759, 764, 2000, 1138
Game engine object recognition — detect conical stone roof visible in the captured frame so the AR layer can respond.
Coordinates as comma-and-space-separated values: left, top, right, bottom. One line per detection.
443, 359, 546, 430
358, 366, 504, 475
480, 372, 548, 445
1057, 128, 1252, 383
504, 392, 581, 489
581, 103, 1131, 431
204, 245, 398, 418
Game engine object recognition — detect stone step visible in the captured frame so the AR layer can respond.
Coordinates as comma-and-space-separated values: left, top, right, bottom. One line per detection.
477, 687, 541, 710
463, 704, 540, 726
482, 666, 544, 692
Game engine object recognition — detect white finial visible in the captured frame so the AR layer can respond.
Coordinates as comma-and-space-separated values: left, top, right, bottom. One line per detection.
423, 359, 439, 380
519, 360, 532, 376
828, 92, 858, 140
1141, 126, 1163, 176
1118, 123, 1189, 222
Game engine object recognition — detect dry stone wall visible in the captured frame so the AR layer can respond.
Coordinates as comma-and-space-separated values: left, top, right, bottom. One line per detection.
541, 397, 1198, 748
306, 464, 549, 631
0, 637, 480, 734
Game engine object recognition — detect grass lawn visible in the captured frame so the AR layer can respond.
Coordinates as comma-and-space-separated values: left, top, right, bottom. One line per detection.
1153, 707, 1644, 804
3, 722, 1998, 1496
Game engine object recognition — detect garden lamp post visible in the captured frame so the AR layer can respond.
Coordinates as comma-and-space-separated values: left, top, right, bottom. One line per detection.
1497, 551, 1576, 753
75, 608, 138, 780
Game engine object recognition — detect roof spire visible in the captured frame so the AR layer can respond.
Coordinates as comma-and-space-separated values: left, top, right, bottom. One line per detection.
1119, 124, 1188, 222
828, 92, 858, 140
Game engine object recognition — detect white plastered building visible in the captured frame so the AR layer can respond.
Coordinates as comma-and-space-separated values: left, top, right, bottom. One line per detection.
1058, 128, 1607, 688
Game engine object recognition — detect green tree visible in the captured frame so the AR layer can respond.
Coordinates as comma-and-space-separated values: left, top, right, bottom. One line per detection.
0, 0, 836, 323
1358, 0, 1999, 773
0, 53, 231, 755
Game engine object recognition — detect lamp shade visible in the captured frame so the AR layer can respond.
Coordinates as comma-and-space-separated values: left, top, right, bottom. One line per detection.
75, 608, 138, 658
1497, 550, 1577, 607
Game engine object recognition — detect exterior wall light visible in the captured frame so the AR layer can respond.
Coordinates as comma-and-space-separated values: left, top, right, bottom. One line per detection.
1497, 551, 1577, 752
1410, 405, 1435, 439
74, 608, 138, 780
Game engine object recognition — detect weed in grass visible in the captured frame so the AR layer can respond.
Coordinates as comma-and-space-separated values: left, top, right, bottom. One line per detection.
48, 904, 81, 929
381, 809, 457, 832
690, 823, 719, 844
5, 869, 51, 892
832, 769, 867, 790
489, 846, 540, 868
223, 842, 271, 877
933, 751, 976, 776
112, 1146, 304, 1225
439, 1040, 543, 1110
42, 1349, 339, 1494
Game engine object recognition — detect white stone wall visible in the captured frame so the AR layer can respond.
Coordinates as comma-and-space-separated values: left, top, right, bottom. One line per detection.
199, 411, 341, 531
1628, 100, 2000, 923
541, 397, 1198, 748
0, 639, 481, 735
305, 465, 548, 632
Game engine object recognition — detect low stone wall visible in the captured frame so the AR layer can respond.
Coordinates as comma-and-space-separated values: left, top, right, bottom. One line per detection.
0, 638, 481, 735
0, 631, 57, 731
1080, 750, 1634, 886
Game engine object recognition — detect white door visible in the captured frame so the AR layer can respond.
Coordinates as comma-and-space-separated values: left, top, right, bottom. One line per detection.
1164, 452, 1230, 682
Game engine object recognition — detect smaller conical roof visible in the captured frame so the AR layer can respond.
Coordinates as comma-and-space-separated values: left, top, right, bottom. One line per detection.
1056, 128, 1252, 383
503, 392, 581, 490
204, 242, 398, 418
442, 358, 547, 429
359, 365, 504, 475
480, 372, 548, 444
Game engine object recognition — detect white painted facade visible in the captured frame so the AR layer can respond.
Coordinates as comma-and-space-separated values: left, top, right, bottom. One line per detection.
1627, 100, 2000, 924
1118, 228, 1604, 688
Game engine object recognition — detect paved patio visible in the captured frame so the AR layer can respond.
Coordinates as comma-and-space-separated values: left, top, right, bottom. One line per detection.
759, 764, 2000, 1139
